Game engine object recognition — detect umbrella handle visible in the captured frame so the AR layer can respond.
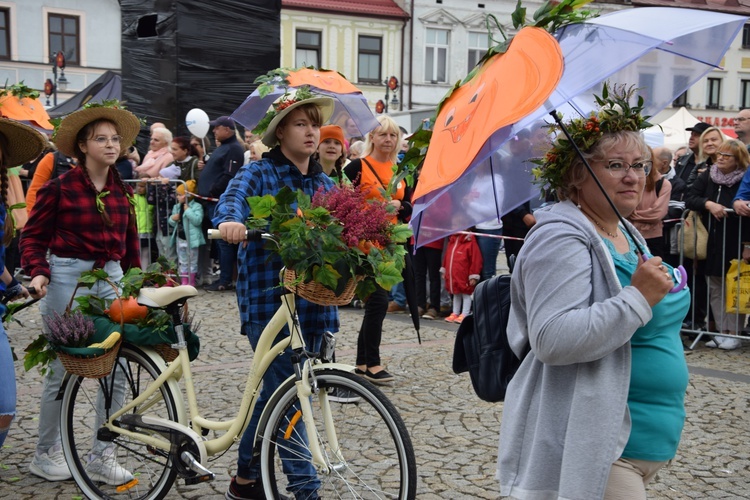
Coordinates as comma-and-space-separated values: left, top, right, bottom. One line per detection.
640, 254, 687, 293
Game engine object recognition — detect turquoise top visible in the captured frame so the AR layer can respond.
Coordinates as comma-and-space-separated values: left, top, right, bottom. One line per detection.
603, 233, 690, 461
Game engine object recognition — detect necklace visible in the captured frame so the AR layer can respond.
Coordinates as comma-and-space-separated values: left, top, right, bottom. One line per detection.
579, 207, 619, 238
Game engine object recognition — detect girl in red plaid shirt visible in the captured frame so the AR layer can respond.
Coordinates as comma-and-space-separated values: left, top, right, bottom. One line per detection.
20, 105, 141, 484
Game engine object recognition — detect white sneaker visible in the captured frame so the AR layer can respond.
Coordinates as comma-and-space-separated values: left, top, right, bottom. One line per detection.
705, 338, 722, 348
86, 449, 134, 485
29, 443, 72, 481
719, 337, 742, 351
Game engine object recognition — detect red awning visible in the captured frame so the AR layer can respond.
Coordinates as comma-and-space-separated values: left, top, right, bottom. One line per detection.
282, 0, 409, 19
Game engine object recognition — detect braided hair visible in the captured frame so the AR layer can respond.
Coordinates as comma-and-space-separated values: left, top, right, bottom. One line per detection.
74, 118, 136, 228
0, 133, 14, 246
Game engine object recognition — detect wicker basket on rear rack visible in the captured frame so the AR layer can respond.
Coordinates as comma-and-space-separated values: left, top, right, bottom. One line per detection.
283, 269, 359, 307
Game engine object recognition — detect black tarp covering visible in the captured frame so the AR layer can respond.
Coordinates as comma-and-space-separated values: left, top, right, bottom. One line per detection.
47, 71, 122, 118
120, 0, 281, 152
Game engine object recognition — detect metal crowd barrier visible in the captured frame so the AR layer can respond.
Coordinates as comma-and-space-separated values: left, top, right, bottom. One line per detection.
124, 178, 196, 276
676, 208, 750, 350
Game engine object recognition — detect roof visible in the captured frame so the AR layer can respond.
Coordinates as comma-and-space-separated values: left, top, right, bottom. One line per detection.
630, 0, 750, 14
281, 0, 410, 19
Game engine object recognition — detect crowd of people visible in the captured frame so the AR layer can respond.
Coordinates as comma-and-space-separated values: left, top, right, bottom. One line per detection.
2, 80, 750, 499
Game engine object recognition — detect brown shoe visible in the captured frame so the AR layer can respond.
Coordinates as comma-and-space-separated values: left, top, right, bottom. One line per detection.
422, 308, 438, 320
387, 301, 405, 313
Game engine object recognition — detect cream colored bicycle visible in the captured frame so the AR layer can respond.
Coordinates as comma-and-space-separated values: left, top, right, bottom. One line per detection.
59, 231, 416, 499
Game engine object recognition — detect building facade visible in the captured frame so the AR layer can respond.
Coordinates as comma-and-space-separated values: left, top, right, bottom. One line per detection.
0, 0, 121, 107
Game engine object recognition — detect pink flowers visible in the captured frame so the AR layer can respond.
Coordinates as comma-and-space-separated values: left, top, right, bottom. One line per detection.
312, 184, 393, 249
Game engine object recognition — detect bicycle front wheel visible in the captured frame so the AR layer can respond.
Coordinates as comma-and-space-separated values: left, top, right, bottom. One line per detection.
60, 344, 180, 500
259, 369, 417, 499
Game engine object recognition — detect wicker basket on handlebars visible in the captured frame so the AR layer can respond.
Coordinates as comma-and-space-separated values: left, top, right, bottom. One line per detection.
56, 280, 124, 379
283, 269, 358, 306
56, 339, 123, 379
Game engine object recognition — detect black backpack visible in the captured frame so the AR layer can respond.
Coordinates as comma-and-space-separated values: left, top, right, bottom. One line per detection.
452, 274, 526, 403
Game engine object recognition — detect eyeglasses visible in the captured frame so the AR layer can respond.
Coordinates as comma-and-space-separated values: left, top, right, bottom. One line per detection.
734, 117, 749, 123
603, 159, 652, 178
718, 152, 734, 158
90, 135, 122, 146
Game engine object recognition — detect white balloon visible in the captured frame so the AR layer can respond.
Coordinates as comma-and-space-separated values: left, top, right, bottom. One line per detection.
186, 108, 210, 139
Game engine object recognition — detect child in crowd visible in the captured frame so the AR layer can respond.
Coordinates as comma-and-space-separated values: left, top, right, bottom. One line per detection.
442, 231, 483, 323
168, 180, 204, 286
134, 180, 154, 268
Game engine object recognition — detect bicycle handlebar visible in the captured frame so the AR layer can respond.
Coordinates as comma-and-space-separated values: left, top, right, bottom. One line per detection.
206, 228, 266, 242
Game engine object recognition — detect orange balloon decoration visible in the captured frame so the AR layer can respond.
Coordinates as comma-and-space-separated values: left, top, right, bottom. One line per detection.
287, 68, 361, 95
413, 27, 564, 202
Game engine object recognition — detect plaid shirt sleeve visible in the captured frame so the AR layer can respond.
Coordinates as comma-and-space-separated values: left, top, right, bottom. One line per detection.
20, 178, 60, 279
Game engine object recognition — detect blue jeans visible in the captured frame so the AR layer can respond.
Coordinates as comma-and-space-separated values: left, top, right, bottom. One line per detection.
36, 257, 125, 454
475, 227, 503, 281
0, 323, 15, 447
389, 281, 406, 307
237, 322, 322, 498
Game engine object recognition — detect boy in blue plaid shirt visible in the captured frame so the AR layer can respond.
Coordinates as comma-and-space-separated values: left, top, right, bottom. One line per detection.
214, 92, 337, 500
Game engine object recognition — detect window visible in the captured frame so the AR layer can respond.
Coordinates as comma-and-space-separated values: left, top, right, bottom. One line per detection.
49, 13, 80, 65
742, 80, 750, 109
707, 77, 721, 109
0, 9, 9, 60
358, 35, 381, 83
743, 24, 750, 49
672, 75, 689, 107
638, 73, 655, 104
295, 30, 320, 68
468, 32, 489, 72
425, 28, 449, 83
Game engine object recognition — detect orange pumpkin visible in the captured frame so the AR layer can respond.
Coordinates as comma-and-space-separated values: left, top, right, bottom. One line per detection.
106, 297, 148, 324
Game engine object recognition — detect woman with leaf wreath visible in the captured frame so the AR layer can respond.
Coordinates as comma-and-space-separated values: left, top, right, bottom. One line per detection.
20, 103, 141, 485
498, 87, 690, 499
0, 118, 44, 449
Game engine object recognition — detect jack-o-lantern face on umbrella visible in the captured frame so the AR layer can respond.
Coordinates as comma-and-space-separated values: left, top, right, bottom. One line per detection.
414, 27, 564, 202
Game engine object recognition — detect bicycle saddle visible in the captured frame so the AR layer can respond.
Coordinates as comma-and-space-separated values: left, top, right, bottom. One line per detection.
137, 285, 198, 308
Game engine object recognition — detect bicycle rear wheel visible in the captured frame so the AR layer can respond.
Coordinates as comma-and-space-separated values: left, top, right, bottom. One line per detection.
60, 344, 180, 500
259, 369, 417, 499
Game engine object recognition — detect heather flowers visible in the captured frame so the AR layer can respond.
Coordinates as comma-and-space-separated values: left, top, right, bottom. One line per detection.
44, 310, 96, 348
246, 184, 412, 299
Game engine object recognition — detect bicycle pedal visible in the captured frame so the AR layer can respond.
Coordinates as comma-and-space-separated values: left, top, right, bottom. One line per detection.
180, 450, 214, 484
184, 473, 214, 485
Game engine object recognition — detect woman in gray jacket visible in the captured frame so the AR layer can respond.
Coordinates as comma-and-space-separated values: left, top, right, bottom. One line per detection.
498, 89, 690, 499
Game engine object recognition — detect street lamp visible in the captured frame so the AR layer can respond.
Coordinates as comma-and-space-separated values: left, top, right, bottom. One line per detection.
376, 76, 399, 114
44, 51, 68, 106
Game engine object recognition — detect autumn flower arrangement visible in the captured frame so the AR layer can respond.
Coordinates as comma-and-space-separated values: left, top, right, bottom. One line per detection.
246, 184, 412, 300
531, 83, 653, 191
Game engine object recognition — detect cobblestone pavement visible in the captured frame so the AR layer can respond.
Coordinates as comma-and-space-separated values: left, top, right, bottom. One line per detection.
1, 288, 749, 499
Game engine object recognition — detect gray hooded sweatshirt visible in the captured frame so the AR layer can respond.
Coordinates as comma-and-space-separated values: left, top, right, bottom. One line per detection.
497, 200, 653, 500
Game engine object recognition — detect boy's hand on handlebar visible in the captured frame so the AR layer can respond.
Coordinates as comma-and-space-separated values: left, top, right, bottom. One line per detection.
29, 275, 49, 299
218, 221, 249, 244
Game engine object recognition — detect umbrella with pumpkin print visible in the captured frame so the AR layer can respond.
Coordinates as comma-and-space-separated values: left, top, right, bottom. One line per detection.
231, 67, 379, 138
410, 3, 747, 253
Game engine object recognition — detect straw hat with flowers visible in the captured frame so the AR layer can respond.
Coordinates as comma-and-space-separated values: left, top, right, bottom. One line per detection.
0, 118, 47, 167
54, 102, 141, 158
254, 87, 334, 147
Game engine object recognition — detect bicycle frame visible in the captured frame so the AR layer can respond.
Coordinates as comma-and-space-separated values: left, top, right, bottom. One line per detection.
100, 291, 353, 471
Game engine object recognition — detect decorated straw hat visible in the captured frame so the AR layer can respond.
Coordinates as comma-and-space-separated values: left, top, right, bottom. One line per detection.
0, 118, 47, 167
256, 88, 334, 147
54, 103, 141, 158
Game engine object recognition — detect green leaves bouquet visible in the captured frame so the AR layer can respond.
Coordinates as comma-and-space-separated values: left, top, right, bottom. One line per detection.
246, 184, 412, 301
